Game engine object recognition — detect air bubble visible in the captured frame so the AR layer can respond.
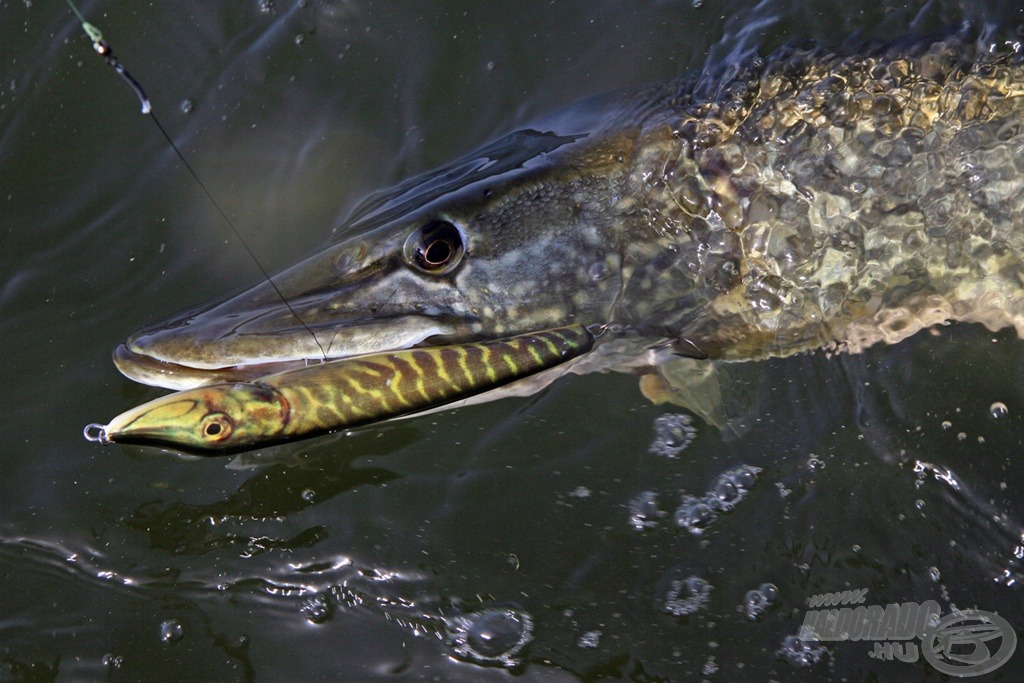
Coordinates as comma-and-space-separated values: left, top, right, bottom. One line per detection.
159, 619, 184, 645
301, 488, 316, 502
708, 465, 762, 512
180, 99, 194, 114
577, 630, 601, 648
294, 33, 306, 45
662, 576, 712, 616
928, 566, 941, 582
741, 583, 779, 620
957, 431, 967, 441
447, 608, 533, 666
587, 261, 610, 281
628, 491, 664, 530
777, 635, 828, 668
941, 420, 952, 430
300, 592, 335, 624
649, 413, 696, 458
990, 402, 1009, 419
675, 494, 718, 535
568, 486, 591, 498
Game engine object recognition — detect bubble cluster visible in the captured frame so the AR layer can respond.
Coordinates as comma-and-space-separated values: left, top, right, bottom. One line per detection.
102, 654, 124, 670
648, 413, 697, 458
708, 465, 761, 511
741, 583, 779, 620
447, 608, 533, 666
662, 576, 712, 617
159, 619, 184, 645
777, 635, 828, 668
300, 592, 335, 624
674, 465, 763, 534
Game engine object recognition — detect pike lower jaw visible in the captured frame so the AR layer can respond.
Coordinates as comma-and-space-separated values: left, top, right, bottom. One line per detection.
113, 343, 314, 390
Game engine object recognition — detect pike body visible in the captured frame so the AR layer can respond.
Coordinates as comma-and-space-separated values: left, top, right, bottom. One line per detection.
93, 33, 1024, 450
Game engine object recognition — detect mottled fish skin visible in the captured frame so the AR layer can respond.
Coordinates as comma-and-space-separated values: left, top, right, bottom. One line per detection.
616, 35, 1024, 361
115, 34, 1024, 394
103, 326, 593, 453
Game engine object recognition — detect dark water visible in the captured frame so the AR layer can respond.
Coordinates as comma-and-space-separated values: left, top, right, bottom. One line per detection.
3, 0, 1024, 679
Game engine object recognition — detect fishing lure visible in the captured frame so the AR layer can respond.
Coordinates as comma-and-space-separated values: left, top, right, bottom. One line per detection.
85, 325, 595, 453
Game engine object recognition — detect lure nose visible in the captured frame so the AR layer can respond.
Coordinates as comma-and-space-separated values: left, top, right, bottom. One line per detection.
85, 395, 212, 449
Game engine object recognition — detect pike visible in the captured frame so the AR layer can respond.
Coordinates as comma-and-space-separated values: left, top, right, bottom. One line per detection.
91, 33, 1024, 452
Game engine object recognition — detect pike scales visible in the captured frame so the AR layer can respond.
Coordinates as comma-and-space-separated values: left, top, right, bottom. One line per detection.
613, 35, 1024, 360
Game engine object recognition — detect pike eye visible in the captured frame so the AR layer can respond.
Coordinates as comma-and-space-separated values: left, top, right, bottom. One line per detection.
404, 220, 465, 274
201, 413, 233, 441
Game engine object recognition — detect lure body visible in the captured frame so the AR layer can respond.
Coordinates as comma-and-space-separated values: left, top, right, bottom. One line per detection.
92, 326, 594, 453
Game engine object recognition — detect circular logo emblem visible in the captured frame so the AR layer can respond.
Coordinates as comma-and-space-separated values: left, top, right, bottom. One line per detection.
922, 610, 1017, 677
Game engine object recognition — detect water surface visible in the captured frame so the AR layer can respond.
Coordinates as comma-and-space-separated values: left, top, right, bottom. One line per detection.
2, 0, 1024, 679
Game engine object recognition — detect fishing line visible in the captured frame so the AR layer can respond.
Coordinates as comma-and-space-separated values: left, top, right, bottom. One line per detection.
66, 0, 328, 362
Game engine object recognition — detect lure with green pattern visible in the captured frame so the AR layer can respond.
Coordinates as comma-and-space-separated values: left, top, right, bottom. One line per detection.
86, 325, 594, 454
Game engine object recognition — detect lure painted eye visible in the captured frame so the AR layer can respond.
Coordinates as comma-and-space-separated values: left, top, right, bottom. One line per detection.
200, 413, 233, 442
404, 220, 465, 274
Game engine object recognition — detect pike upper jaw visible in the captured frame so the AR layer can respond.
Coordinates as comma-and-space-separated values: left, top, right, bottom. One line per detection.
116, 261, 461, 390
117, 311, 458, 390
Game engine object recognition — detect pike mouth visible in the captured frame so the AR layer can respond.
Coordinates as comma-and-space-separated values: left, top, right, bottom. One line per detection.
114, 313, 471, 390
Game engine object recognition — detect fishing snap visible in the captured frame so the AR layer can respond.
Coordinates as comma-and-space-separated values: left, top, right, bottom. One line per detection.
596, 322, 624, 337
83, 423, 110, 445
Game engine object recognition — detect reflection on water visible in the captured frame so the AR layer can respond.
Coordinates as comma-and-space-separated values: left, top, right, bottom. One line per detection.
3, 0, 1024, 680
